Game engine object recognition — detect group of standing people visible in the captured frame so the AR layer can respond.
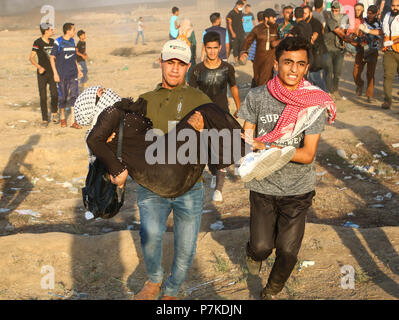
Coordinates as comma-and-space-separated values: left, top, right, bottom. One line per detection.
30, 22, 89, 128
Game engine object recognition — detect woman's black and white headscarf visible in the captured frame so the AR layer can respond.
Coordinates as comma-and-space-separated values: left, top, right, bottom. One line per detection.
74, 86, 122, 162
74, 86, 122, 129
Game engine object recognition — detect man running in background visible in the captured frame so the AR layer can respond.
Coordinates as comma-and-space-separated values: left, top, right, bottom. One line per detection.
189, 31, 241, 202
170, 7, 180, 40
201, 12, 230, 62
30, 22, 58, 128
136, 17, 146, 45
50, 22, 83, 129
227, 0, 246, 64
76, 29, 89, 93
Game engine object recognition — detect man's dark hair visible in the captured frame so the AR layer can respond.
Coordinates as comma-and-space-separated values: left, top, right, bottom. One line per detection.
355, 3, 364, 8
210, 12, 221, 24
314, 0, 323, 9
275, 36, 311, 63
40, 23, 51, 35
236, 0, 244, 6
172, 6, 179, 14
63, 23, 74, 35
283, 5, 293, 12
204, 31, 221, 46
304, 5, 312, 12
294, 7, 304, 19
257, 11, 264, 22
77, 30, 85, 38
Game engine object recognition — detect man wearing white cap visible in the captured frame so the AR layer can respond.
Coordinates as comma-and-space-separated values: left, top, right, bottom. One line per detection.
133, 39, 211, 300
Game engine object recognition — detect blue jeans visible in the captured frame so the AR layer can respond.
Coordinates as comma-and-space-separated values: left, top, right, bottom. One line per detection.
137, 181, 204, 297
309, 70, 328, 93
57, 77, 78, 109
78, 61, 88, 86
324, 50, 344, 93
136, 31, 145, 44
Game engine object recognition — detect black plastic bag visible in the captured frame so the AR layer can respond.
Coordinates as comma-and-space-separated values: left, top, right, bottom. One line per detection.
82, 159, 125, 219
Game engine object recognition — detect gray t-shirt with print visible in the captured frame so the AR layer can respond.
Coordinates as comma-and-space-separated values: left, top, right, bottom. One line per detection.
237, 85, 326, 196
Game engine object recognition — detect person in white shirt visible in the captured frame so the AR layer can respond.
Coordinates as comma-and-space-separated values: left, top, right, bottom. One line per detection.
136, 17, 146, 45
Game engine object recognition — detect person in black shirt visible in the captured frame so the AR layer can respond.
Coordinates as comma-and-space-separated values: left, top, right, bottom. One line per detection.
227, 0, 246, 64
189, 31, 241, 202
290, 7, 313, 43
76, 30, 89, 92
29, 23, 59, 128
304, 5, 328, 92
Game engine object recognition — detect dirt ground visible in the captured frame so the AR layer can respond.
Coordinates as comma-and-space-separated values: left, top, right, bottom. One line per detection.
0, 2, 398, 300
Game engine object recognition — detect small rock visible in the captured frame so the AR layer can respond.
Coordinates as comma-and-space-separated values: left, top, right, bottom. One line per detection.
351, 154, 358, 160
347, 212, 355, 217
343, 221, 359, 229
316, 171, 327, 176
369, 204, 384, 208
374, 195, 384, 202
381, 151, 388, 157
337, 149, 348, 159
344, 176, 352, 180
85, 211, 94, 220
385, 192, 392, 199
392, 143, 399, 148
210, 221, 224, 231
355, 142, 364, 148
373, 154, 382, 159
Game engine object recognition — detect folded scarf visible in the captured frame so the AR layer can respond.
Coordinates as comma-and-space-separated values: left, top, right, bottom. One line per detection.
256, 75, 336, 144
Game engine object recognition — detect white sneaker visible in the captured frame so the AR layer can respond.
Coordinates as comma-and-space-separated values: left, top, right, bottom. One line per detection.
210, 176, 217, 189
255, 146, 296, 181
212, 190, 223, 202
238, 148, 282, 183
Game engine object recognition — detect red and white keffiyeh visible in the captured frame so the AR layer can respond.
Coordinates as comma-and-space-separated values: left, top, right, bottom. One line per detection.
255, 76, 336, 144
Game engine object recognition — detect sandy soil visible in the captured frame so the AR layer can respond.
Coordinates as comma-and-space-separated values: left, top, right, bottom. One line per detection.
0, 2, 398, 300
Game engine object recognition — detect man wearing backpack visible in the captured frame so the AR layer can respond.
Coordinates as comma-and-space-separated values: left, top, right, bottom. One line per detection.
50, 22, 83, 128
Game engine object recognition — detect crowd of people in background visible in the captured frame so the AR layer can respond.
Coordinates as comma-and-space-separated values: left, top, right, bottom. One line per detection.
27, 0, 399, 301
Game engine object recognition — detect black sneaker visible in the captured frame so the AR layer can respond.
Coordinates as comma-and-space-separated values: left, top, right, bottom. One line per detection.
245, 256, 262, 275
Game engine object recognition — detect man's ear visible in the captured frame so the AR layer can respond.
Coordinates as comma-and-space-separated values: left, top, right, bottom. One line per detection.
158, 57, 162, 67
273, 59, 279, 73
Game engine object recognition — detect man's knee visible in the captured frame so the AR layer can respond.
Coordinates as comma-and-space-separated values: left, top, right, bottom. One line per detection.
247, 241, 273, 261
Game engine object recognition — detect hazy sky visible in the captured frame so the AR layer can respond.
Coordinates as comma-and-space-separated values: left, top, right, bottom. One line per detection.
0, 0, 169, 15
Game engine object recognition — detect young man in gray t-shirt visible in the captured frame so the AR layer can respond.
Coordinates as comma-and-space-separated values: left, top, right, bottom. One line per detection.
237, 36, 327, 300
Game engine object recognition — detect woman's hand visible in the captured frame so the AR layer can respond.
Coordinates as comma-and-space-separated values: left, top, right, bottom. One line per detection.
188, 111, 204, 132
110, 169, 128, 188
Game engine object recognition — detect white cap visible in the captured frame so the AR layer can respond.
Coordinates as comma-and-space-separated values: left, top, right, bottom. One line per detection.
161, 40, 191, 64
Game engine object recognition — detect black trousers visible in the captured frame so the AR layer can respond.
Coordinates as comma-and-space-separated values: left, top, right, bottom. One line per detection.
37, 71, 58, 121
247, 190, 315, 295
231, 34, 245, 58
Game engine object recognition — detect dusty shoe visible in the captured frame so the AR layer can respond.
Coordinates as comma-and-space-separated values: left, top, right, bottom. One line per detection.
246, 256, 262, 275
260, 288, 278, 300
238, 148, 282, 183
255, 146, 296, 181
381, 102, 391, 110
40, 121, 48, 128
133, 281, 162, 300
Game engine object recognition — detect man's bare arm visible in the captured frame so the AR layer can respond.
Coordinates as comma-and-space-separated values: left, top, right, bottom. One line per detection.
29, 51, 45, 74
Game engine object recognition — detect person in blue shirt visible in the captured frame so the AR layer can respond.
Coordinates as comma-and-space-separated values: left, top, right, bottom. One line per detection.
201, 12, 230, 61
243, 4, 255, 36
169, 7, 180, 40
50, 22, 83, 129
